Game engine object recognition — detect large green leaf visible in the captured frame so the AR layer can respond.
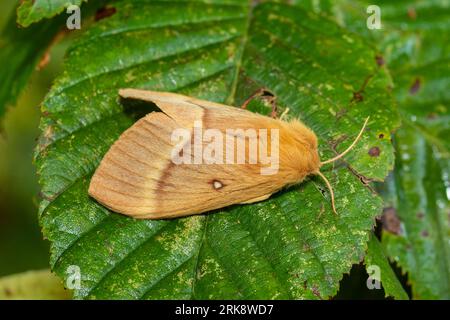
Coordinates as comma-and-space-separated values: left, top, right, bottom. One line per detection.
36, 0, 398, 299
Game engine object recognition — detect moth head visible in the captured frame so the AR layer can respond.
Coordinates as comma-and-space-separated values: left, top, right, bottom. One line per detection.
282, 119, 321, 174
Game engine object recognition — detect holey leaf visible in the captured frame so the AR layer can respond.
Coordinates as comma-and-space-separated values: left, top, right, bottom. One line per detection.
36, 1, 398, 299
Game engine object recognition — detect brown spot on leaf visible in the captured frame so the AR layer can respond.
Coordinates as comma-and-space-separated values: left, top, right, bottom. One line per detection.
368, 146, 381, 157
311, 286, 322, 299
352, 91, 364, 102
375, 55, 385, 66
38, 191, 55, 202
427, 113, 438, 120
95, 6, 117, 21
409, 78, 421, 94
335, 108, 348, 120
4, 288, 12, 297
421, 230, 429, 237
42, 110, 51, 117
381, 207, 401, 235
378, 133, 385, 139
351, 74, 373, 103
417, 212, 425, 219
408, 7, 417, 20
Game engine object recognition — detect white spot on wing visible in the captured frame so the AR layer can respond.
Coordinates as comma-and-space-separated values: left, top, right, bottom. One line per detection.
213, 180, 223, 190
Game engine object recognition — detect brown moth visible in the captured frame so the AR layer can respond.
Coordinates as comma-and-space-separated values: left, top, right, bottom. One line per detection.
89, 89, 368, 219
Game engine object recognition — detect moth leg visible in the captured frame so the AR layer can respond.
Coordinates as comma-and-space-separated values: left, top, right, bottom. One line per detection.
240, 193, 272, 204
241, 88, 278, 118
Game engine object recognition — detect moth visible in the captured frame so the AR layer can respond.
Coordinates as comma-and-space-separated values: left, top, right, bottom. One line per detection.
89, 89, 368, 219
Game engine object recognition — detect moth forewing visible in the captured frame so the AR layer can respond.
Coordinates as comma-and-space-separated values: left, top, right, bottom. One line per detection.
89, 89, 322, 219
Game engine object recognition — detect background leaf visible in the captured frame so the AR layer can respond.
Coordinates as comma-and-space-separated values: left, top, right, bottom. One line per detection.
380, 126, 449, 299
0, 11, 62, 124
329, 0, 450, 299
0, 269, 70, 299
17, 0, 88, 27
364, 233, 409, 300
36, 0, 398, 299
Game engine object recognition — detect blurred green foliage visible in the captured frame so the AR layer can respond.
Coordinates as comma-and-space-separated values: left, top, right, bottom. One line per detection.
0, 2, 69, 276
